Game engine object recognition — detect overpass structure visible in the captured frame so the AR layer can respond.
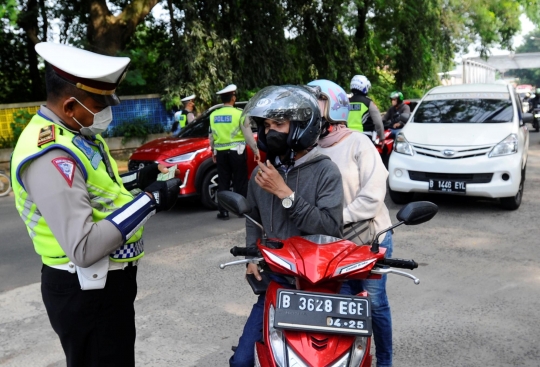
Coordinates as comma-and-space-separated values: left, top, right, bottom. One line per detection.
459, 52, 540, 84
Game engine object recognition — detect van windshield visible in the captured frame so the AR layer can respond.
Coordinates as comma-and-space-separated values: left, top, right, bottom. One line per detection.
414, 93, 513, 123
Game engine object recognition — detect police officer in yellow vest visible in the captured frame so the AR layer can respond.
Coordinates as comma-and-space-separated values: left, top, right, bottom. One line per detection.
209, 84, 260, 220
348, 75, 385, 142
10, 42, 181, 367
172, 94, 196, 135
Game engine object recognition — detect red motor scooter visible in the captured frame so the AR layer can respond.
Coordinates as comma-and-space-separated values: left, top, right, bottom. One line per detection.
219, 191, 437, 367
362, 129, 394, 167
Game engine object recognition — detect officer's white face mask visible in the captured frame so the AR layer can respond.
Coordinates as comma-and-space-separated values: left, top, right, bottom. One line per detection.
71, 97, 113, 136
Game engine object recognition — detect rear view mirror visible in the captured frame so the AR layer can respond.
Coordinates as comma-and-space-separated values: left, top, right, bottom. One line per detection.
396, 201, 438, 225
522, 113, 533, 124
399, 113, 410, 123
217, 191, 251, 216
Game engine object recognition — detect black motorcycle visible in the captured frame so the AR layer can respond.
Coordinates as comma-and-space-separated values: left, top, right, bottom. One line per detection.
532, 105, 540, 132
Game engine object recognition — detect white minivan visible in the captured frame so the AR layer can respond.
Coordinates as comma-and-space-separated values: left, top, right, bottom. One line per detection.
388, 83, 531, 210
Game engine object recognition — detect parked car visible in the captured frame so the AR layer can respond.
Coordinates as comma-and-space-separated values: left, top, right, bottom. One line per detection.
388, 83, 531, 210
128, 102, 261, 209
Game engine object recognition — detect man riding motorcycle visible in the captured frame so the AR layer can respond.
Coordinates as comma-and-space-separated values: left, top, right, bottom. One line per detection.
383, 91, 410, 138
348, 75, 385, 142
229, 85, 344, 367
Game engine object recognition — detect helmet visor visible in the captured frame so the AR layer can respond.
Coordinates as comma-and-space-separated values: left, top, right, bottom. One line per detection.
242, 85, 317, 125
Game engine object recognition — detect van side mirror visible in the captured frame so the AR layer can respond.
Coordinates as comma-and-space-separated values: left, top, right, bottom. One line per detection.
522, 113, 533, 124
399, 113, 410, 123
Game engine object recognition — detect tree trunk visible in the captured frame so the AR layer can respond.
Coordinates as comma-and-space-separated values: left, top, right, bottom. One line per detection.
167, 0, 179, 46
19, 0, 43, 100
87, 0, 160, 56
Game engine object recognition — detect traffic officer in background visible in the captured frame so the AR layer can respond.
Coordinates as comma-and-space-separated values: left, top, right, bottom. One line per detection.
172, 94, 196, 135
209, 84, 260, 220
10, 42, 181, 367
348, 75, 385, 142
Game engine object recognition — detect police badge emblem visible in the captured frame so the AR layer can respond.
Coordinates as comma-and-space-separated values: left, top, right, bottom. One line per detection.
37, 125, 56, 147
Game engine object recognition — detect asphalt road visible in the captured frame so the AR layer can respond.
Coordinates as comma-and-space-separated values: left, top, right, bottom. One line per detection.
0, 196, 245, 293
0, 130, 539, 367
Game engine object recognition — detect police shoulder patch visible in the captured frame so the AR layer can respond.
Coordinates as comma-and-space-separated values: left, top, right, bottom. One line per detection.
51, 157, 76, 187
37, 125, 56, 147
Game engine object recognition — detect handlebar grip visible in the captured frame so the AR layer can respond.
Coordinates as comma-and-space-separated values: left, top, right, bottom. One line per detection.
230, 246, 261, 257
379, 258, 418, 270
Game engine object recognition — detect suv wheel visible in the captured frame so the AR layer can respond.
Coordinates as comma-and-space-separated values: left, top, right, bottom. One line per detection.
201, 168, 219, 209
500, 166, 525, 210
389, 188, 414, 204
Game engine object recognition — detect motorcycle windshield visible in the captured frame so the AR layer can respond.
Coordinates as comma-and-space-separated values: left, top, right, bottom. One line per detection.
300, 234, 342, 245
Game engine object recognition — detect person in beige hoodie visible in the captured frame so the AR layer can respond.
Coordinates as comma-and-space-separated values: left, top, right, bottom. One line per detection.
308, 79, 395, 367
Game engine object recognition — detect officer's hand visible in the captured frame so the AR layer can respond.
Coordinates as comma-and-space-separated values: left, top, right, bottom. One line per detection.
255, 160, 293, 199
137, 163, 160, 189
212, 154, 217, 164
246, 263, 262, 281
254, 152, 261, 162
144, 178, 181, 212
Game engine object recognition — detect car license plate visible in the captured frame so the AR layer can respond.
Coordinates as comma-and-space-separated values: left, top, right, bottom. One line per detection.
274, 290, 372, 336
429, 179, 466, 193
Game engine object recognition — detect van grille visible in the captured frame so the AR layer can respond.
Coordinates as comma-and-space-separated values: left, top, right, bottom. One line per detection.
408, 171, 493, 184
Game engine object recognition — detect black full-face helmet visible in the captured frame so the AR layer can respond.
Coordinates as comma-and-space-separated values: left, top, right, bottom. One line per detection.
241, 85, 322, 154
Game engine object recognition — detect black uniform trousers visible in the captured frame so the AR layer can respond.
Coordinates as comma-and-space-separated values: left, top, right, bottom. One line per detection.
216, 148, 248, 213
41, 264, 138, 367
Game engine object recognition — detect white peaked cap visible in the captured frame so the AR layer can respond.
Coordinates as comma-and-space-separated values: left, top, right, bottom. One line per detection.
181, 94, 196, 102
35, 42, 130, 104
216, 84, 237, 95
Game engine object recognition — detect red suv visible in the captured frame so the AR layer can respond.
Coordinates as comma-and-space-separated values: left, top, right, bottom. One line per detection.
128, 102, 261, 209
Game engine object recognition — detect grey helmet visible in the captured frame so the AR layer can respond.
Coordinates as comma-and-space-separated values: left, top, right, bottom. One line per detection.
242, 85, 322, 153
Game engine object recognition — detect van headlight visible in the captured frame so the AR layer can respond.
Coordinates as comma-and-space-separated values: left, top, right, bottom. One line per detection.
165, 148, 206, 163
488, 134, 518, 157
394, 133, 414, 156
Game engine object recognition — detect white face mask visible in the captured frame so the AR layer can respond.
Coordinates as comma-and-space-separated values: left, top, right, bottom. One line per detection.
71, 97, 113, 136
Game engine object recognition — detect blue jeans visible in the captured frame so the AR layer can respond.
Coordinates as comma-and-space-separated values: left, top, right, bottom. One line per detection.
340, 231, 394, 367
230, 275, 291, 367
389, 128, 402, 139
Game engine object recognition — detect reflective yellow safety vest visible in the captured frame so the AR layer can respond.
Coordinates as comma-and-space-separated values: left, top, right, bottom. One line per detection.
209, 106, 244, 151
347, 102, 368, 132
10, 113, 144, 266
178, 113, 187, 128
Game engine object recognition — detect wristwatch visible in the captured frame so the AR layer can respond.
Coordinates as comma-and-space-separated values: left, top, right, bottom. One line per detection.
281, 192, 295, 209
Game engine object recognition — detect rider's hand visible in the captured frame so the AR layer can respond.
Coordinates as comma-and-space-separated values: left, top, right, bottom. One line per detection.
392, 122, 401, 129
246, 263, 262, 281
254, 160, 293, 199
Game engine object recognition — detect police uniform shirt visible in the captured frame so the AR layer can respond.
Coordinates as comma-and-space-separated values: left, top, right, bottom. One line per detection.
209, 111, 259, 154
20, 106, 123, 267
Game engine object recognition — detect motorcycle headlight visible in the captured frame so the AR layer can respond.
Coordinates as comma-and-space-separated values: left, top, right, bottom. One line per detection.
348, 336, 368, 366
394, 133, 414, 156
330, 352, 350, 367
268, 305, 286, 367
287, 346, 309, 366
164, 148, 206, 164
488, 134, 518, 158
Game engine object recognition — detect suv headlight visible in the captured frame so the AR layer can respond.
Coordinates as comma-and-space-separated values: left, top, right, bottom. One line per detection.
394, 133, 414, 156
488, 134, 518, 157
165, 148, 206, 163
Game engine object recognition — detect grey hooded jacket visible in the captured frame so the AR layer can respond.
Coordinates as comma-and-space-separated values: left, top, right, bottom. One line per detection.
245, 149, 344, 249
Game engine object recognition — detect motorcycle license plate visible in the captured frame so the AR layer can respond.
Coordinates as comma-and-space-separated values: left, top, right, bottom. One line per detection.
274, 290, 372, 336
429, 179, 466, 193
